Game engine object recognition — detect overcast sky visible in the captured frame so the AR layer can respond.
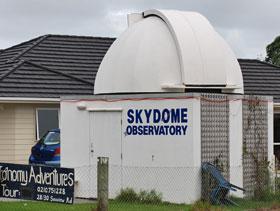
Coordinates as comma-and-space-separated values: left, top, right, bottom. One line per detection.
1, 0, 280, 59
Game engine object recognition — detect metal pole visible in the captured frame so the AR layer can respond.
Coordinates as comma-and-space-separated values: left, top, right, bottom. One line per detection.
97, 157, 109, 211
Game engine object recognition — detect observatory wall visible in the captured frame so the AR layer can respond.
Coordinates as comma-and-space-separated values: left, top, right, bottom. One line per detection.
60, 93, 272, 203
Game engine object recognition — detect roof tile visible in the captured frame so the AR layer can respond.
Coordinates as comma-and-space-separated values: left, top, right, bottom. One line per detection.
238, 59, 280, 102
0, 34, 115, 98
0, 35, 279, 102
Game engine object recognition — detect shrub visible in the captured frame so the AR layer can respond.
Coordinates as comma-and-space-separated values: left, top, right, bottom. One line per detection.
115, 188, 162, 204
256, 189, 280, 202
138, 189, 162, 204
115, 188, 139, 202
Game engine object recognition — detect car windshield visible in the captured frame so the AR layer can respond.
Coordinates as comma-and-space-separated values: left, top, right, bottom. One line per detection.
41, 131, 60, 145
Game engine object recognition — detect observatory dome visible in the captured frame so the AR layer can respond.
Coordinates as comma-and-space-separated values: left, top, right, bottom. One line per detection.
94, 9, 244, 94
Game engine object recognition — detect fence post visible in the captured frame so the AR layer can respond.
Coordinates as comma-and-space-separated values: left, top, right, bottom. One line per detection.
97, 157, 109, 211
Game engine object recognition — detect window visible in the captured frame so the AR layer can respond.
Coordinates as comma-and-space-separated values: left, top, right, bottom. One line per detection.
39, 131, 60, 145
36, 108, 59, 140
274, 113, 280, 169
274, 113, 280, 143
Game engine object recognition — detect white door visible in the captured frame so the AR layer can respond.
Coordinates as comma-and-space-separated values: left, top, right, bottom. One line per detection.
89, 111, 122, 198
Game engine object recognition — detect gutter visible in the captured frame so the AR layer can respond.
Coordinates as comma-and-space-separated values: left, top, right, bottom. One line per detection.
0, 97, 60, 104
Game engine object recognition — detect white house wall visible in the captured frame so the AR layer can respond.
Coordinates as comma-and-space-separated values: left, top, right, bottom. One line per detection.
268, 101, 274, 164
61, 95, 201, 203
268, 100, 274, 184
229, 97, 243, 197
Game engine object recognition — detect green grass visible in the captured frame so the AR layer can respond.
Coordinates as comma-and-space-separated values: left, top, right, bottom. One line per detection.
109, 201, 191, 211
0, 199, 279, 211
227, 198, 280, 211
0, 201, 191, 211
0, 201, 95, 211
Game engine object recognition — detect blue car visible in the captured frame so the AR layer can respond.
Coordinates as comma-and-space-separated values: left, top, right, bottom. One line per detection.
29, 129, 60, 167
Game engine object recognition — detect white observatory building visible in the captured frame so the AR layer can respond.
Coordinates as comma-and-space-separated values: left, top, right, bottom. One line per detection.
61, 9, 273, 203
95, 9, 244, 94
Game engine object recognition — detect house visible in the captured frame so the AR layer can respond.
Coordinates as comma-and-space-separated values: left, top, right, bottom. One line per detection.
239, 59, 280, 163
0, 34, 279, 165
0, 35, 114, 163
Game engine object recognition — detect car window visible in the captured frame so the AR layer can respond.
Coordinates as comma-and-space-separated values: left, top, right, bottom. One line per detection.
41, 131, 60, 145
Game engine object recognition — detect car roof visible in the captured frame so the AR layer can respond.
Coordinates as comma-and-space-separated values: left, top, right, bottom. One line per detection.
49, 128, 60, 133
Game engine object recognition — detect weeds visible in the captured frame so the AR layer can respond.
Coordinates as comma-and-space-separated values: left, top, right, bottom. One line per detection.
115, 188, 162, 204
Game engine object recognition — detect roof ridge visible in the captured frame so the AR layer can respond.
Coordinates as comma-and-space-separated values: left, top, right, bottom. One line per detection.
2, 35, 44, 54
46, 34, 116, 40
6, 35, 50, 63
0, 60, 26, 81
237, 58, 260, 61
256, 60, 280, 69
1, 35, 115, 52
238, 58, 280, 69
25, 60, 94, 86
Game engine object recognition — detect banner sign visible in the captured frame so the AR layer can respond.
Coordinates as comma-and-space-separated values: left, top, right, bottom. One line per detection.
0, 163, 74, 204
125, 108, 188, 136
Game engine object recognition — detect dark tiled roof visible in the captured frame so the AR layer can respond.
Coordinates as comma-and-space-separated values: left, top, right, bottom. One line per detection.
0, 34, 279, 102
239, 59, 280, 102
0, 34, 115, 98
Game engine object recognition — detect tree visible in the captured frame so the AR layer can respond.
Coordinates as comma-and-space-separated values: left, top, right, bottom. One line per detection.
265, 36, 280, 66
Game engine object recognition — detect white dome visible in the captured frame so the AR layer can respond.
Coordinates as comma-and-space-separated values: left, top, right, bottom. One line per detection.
94, 9, 244, 94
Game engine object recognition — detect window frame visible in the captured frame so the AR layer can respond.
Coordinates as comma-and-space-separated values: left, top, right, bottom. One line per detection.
35, 108, 60, 141
274, 112, 280, 144
273, 112, 280, 170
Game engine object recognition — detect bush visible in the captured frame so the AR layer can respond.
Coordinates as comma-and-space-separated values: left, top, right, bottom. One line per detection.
115, 188, 162, 204
138, 189, 162, 204
115, 188, 139, 202
255, 189, 280, 202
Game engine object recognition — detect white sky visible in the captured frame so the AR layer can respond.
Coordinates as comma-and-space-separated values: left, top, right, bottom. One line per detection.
1, 0, 280, 59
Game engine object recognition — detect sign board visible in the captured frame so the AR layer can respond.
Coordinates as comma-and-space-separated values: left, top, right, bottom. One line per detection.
0, 163, 74, 204
125, 108, 188, 136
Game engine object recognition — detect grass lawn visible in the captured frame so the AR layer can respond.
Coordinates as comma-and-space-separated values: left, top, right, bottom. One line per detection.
0, 201, 95, 211
0, 201, 193, 211
0, 199, 279, 211
227, 198, 280, 211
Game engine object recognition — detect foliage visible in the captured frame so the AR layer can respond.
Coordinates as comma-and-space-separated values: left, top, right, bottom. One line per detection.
242, 97, 270, 200
115, 188, 139, 202
190, 200, 211, 211
265, 35, 280, 66
138, 189, 162, 204
258, 189, 280, 202
2, 198, 280, 211
275, 177, 280, 191
190, 200, 224, 211
115, 188, 162, 204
